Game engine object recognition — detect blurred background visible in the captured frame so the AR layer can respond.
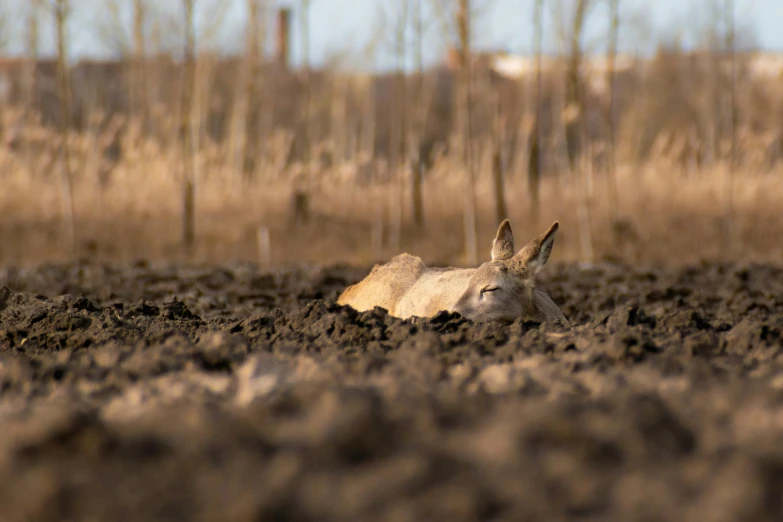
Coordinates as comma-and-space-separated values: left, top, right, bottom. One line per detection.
0, 0, 781, 267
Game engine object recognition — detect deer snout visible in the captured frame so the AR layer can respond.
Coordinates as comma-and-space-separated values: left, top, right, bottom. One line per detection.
451, 294, 477, 321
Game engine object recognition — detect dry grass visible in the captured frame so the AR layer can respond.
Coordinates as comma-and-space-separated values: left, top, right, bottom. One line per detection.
4, 44, 783, 269
2, 111, 783, 269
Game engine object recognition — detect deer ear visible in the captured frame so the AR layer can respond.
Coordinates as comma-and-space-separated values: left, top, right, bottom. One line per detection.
491, 219, 514, 261
514, 221, 558, 273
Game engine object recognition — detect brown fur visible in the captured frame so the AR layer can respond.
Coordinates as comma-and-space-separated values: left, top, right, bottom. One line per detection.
337, 220, 569, 326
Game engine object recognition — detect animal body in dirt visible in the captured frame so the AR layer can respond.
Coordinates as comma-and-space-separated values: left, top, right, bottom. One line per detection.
338, 220, 569, 326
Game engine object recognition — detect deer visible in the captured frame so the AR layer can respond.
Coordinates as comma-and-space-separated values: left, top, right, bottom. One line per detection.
337, 220, 569, 326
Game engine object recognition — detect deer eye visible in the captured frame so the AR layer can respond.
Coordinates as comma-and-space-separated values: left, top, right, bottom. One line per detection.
480, 286, 499, 295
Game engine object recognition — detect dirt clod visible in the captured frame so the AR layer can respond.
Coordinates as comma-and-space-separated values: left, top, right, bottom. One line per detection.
0, 261, 783, 521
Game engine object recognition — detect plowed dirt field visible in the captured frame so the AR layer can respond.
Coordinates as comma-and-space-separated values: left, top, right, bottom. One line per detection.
1, 261, 783, 521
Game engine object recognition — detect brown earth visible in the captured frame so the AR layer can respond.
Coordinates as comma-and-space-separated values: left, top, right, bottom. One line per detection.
1, 261, 783, 521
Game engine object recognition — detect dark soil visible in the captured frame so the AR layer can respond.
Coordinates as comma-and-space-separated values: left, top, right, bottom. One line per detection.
1, 260, 783, 522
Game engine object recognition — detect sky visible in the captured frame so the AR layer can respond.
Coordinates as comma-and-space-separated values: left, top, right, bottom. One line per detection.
7, 0, 783, 72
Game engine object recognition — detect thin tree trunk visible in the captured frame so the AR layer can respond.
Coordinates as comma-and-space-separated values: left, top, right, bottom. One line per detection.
132, 0, 148, 124
54, 0, 75, 252
331, 77, 347, 164
565, 0, 588, 171
361, 79, 376, 161
410, 0, 425, 230
300, 0, 312, 168
343, 82, 359, 162
389, 0, 409, 253
131, 0, 149, 199
706, 2, 721, 167
227, 43, 248, 184
240, 0, 261, 181
192, 50, 208, 174
24, 2, 40, 176
724, 0, 736, 251
491, 92, 507, 224
180, 0, 196, 249
529, 0, 545, 228
147, 18, 163, 138
567, 0, 594, 263
458, 0, 478, 264
578, 114, 595, 264
606, 0, 619, 220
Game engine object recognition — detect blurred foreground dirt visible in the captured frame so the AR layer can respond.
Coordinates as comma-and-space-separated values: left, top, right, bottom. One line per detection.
1, 261, 783, 521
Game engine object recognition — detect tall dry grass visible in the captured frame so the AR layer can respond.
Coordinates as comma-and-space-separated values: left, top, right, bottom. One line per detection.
2, 105, 783, 268
2, 37, 783, 268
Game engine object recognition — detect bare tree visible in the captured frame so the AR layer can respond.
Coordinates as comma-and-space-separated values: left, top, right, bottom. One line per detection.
244, 0, 265, 179
225, 0, 264, 185
24, 1, 43, 173
0, 3, 9, 51
410, 0, 425, 230
457, 0, 478, 264
489, 104, 507, 224
132, 0, 148, 123
300, 0, 313, 168
724, 0, 736, 250
559, 0, 595, 263
355, 19, 385, 165
605, 0, 620, 220
227, 4, 250, 185
180, 0, 196, 249
388, 0, 409, 253
563, 0, 589, 169
191, 1, 232, 167
489, 45, 506, 224
528, 0, 545, 228
704, 0, 722, 167
0, 2, 9, 131
54, 0, 75, 252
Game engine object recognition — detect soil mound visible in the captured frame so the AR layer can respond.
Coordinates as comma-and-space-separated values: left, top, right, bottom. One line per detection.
1, 261, 783, 521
